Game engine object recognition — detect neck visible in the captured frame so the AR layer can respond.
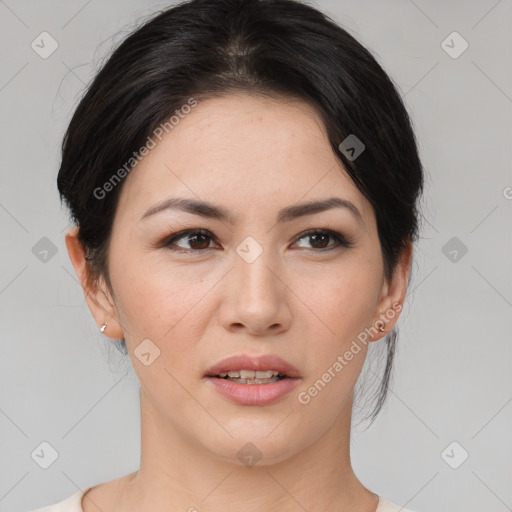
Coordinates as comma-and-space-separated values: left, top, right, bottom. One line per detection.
117, 388, 378, 512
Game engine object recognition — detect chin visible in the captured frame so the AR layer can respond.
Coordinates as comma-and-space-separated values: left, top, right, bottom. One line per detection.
201, 429, 302, 468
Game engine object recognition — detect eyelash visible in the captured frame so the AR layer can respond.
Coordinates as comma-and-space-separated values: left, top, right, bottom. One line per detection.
160, 228, 354, 253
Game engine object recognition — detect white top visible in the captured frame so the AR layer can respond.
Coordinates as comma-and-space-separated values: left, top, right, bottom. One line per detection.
29, 487, 419, 512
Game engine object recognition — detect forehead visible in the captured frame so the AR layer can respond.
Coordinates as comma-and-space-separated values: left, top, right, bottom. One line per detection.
114, 93, 371, 225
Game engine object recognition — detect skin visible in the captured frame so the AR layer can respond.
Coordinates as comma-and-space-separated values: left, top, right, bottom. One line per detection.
66, 93, 412, 512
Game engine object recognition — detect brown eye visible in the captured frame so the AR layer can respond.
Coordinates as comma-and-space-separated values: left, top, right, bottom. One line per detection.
164, 229, 217, 252
294, 229, 353, 251
161, 228, 353, 254
307, 232, 331, 249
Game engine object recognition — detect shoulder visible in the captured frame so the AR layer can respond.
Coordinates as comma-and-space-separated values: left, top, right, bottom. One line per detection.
377, 496, 418, 512
28, 488, 90, 512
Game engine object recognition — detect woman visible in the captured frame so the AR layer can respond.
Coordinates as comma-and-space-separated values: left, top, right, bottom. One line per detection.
34, 0, 424, 510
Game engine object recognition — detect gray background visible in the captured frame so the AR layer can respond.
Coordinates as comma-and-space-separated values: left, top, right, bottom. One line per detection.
0, 0, 511, 511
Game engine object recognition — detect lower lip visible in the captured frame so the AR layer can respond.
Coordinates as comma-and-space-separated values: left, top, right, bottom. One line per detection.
206, 376, 300, 405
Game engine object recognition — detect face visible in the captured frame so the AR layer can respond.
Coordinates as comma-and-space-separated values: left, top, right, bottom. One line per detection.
68, 93, 409, 466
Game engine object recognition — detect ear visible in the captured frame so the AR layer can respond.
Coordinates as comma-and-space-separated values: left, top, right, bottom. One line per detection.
64, 226, 125, 339
370, 241, 413, 342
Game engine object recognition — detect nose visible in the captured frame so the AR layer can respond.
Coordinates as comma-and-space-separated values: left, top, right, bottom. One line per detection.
219, 246, 292, 336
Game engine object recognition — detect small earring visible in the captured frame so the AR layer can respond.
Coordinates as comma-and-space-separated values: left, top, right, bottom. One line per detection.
100, 323, 107, 333
379, 326, 385, 332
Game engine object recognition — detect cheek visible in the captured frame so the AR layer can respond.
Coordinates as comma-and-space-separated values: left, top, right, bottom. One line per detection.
290, 254, 382, 406
294, 264, 379, 417
109, 255, 215, 396
109, 252, 219, 344
295, 255, 383, 344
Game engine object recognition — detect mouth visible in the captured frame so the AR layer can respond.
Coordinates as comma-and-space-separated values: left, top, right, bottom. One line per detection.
205, 353, 301, 380
211, 369, 289, 384
204, 354, 301, 405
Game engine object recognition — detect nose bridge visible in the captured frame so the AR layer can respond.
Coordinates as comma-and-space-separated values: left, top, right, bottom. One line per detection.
233, 235, 280, 302
222, 234, 290, 333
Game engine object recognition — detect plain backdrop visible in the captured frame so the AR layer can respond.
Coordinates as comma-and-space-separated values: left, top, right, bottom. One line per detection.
0, 1, 511, 511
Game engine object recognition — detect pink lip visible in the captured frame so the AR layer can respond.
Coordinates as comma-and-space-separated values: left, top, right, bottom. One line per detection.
204, 353, 301, 406
206, 376, 300, 405
205, 354, 301, 379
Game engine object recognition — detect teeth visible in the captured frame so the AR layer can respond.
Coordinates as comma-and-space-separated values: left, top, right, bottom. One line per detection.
231, 377, 280, 384
256, 370, 277, 379
218, 369, 281, 379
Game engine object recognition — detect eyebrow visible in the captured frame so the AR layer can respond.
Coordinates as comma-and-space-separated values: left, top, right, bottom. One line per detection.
140, 196, 363, 225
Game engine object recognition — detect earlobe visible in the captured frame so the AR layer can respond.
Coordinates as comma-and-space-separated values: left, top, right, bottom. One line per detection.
371, 241, 413, 341
64, 226, 125, 339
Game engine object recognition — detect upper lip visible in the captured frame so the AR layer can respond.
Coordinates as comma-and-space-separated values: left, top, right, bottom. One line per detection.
205, 354, 301, 379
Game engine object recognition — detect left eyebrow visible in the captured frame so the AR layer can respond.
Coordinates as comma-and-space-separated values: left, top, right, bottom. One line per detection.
140, 196, 364, 226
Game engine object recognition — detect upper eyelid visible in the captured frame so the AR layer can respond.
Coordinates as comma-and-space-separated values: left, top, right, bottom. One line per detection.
168, 227, 342, 240
165, 228, 350, 249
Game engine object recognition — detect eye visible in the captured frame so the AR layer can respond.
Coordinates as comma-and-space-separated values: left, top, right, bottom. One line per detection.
293, 229, 353, 251
160, 228, 353, 253
163, 229, 218, 252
